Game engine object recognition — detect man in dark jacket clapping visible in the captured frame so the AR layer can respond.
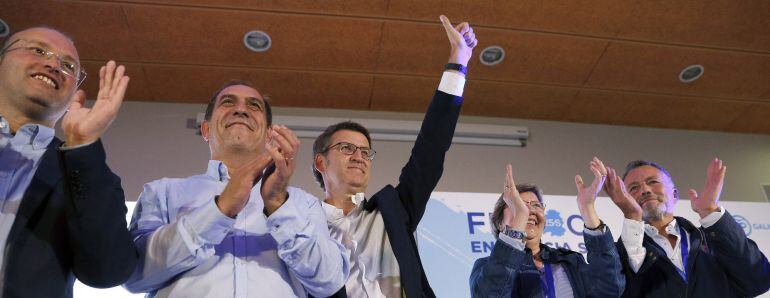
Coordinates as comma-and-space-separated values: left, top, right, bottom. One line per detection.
604, 158, 770, 297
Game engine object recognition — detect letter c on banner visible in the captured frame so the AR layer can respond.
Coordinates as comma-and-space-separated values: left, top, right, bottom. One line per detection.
567, 215, 584, 236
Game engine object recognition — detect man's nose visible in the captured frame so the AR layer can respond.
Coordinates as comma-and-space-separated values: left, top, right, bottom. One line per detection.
640, 182, 652, 193
232, 100, 249, 115
350, 149, 368, 163
44, 60, 62, 74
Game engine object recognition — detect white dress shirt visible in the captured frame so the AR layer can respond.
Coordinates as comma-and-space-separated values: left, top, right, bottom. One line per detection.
323, 194, 400, 298
320, 71, 465, 297
621, 207, 726, 273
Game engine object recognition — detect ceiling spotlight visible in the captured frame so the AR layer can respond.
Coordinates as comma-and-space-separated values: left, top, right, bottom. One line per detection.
243, 30, 271, 52
0, 18, 9, 38
479, 45, 505, 66
679, 64, 704, 83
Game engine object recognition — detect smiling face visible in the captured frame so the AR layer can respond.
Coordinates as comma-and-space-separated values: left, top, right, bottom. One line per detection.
499, 191, 545, 241
0, 27, 80, 125
201, 84, 268, 158
314, 129, 372, 195
624, 165, 678, 222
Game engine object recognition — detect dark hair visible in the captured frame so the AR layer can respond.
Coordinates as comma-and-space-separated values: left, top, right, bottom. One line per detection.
311, 121, 372, 191
203, 80, 272, 126
490, 184, 543, 239
622, 160, 673, 182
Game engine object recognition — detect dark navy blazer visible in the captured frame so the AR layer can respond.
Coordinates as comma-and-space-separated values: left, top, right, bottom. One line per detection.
3, 139, 138, 298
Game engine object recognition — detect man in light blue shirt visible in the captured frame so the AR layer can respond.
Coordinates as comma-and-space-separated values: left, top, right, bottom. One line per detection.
0, 26, 137, 297
124, 81, 348, 297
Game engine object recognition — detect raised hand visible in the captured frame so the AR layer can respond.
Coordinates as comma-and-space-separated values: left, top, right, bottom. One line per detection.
689, 158, 726, 218
61, 61, 128, 146
575, 157, 607, 229
261, 125, 301, 215
503, 164, 529, 231
439, 15, 477, 67
216, 153, 274, 218
604, 166, 643, 221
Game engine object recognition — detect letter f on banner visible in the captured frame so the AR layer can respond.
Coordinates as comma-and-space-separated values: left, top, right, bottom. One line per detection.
467, 212, 485, 234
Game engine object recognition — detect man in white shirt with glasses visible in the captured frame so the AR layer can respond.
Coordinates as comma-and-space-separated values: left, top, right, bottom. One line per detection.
310, 15, 476, 297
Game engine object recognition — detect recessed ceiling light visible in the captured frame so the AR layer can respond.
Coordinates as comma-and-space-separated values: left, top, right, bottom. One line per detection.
679, 64, 704, 83
0, 18, 9, 38
479, 45, 505, 66
243, 30, 271, 52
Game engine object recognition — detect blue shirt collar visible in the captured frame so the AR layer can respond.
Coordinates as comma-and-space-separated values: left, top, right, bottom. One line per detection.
205, 160, 230, 182
0, 114, 55, 150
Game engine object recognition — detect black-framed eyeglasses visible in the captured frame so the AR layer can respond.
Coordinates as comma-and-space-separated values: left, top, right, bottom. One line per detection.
1, 39, 87, 88
323, 142, 376, 161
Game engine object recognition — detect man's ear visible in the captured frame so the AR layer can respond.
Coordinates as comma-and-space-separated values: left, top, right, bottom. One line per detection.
200, 120, 210, 142
673, 188, 679, 200
314, 153, 326, 174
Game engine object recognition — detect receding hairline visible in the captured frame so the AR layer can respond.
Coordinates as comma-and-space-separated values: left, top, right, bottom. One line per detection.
624, 165, 674, 184
4, 27, 78, 58
216, 84, 263, 99
6, 26, 75, 45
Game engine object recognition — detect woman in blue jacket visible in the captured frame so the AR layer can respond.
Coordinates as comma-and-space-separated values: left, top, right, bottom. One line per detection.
469, 158, 624, 298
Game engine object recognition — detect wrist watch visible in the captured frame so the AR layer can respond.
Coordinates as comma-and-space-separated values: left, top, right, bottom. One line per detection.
502, 225, 527, 241
444, 63, 467, 75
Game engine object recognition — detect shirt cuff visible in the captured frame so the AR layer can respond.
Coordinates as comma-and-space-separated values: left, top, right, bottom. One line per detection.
437, 71, 466, 97
621, 218, 645, 250
60, 140, 97, 150
700, 206, 726, 228
497, 233, 526, 251
180, 198, 235, 245
583, 225, 608, 236
265, 191, 311, 261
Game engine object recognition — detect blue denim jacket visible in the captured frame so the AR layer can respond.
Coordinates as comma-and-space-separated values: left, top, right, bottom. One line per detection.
470, 229, 624, 298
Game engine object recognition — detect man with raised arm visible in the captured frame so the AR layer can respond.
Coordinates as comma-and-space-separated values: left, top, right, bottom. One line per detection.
124, 81, 347, 297
604, 159, 770, 297
0, 27, 137, 297
310, 15, 476, 297
469, 159, 624, 297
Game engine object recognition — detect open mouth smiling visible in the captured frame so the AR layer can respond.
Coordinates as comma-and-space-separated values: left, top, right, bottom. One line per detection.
527, 216, 539, 226
31, 73, 59, 90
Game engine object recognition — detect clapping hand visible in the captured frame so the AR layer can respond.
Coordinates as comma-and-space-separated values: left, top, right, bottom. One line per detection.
604, 166, 643, 221
689, 158, 725, 218
261, 125, 301, 215
503, 164, 529, 231
62, 61, 128, 146
575, 157, 607, 229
